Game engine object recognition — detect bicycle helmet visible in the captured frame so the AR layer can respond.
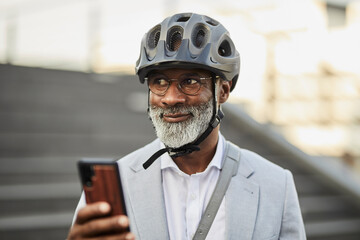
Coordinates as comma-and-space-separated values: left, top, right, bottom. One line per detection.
136, 12, 240, 91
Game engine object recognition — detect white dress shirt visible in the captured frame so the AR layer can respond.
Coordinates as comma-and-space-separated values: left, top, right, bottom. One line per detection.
161, 134, 226, 240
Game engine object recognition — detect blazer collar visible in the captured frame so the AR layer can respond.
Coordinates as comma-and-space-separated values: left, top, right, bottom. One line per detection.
226, 150, 259, 240
126, 139, 170, 239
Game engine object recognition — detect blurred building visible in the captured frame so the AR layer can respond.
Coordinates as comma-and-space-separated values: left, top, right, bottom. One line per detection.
0, 0, 359, 173
223, 0, 360, 174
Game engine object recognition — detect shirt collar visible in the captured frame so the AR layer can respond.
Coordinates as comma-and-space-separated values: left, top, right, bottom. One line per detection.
160, 133, 225, 173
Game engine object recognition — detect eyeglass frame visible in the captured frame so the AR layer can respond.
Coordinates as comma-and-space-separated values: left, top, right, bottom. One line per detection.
145, 73, 219, 96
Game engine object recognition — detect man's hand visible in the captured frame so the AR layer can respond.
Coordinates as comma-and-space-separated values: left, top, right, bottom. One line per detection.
67, 202, 135, 240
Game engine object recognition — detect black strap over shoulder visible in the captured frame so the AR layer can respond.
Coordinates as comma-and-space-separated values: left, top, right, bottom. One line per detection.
192, 141, 241, 240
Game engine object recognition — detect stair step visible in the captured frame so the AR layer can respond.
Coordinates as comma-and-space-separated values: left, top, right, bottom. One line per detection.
0, 182, 81, 217
299, 195, 359, 220
305, 218, 360, 238
0, 157, 117, 184
0, 157, 81, 174
0, 182, 81, 200
293, 174, 336, 195
0, 133, 153, 157
0, 112, 153, 135
0, 173, 79, 185
0, 198, 79, 217
0, 212, 73, 231
0, 212, 72, 240
0, 228, 69, 240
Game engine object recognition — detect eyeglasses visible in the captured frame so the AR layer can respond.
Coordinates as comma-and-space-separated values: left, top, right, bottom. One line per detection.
145, 74, 216, 96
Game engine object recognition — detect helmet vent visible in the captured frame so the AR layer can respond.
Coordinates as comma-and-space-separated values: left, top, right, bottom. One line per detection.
147, 25, 161, 49
218, 40, 231, 57
195, 29, 205, 47
204, 16, 219, 26
177, 16, 190, 22
167, 27, 183, 51
192, 25, 208, 48
154, 31, 160, 47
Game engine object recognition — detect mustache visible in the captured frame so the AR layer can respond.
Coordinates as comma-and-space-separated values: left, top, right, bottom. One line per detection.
150, 105, 195, 118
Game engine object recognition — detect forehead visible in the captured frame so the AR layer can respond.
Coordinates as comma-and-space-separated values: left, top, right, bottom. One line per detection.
148, 68, 212, 77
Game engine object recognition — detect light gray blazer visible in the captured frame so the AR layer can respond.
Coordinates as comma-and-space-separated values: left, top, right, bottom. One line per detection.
74, 138, 306, 240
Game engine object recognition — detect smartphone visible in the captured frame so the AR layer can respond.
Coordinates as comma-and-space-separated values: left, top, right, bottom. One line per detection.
77, 159, 127, 216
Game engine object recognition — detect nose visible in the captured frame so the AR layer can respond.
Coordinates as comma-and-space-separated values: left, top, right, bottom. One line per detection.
160, 82, 186, 106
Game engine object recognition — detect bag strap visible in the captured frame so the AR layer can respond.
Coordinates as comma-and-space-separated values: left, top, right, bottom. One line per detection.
192, 141, 241, 240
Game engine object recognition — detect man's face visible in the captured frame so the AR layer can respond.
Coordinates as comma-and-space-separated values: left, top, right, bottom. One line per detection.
147, 68, 214, 148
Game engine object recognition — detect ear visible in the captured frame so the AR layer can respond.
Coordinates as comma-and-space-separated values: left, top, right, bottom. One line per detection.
218, 80, 232, 104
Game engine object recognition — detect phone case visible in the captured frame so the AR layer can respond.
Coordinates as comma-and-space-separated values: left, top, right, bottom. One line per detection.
78, 160, 127, 216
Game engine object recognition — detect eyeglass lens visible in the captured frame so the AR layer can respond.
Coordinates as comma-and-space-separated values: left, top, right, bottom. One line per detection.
147, 74, 210, 95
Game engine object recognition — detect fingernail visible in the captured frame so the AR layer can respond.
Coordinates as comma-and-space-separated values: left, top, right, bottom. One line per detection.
118, 216, 128, 226
125, 233, 135, 240
99, 203, 110, 213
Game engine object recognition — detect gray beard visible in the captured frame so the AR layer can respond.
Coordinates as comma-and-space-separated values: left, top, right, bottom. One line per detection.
148, 100, 214, 148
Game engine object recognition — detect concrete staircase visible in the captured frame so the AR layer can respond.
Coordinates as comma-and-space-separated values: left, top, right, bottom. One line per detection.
0, 64, 154, 239
1, 64, 360, 239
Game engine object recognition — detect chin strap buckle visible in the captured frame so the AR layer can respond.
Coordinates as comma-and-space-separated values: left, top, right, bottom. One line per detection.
170, 145, 201, 158
142, 145, 201, 169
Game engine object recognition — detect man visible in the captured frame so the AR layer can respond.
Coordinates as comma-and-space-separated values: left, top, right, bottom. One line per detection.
68, 13, 306, 240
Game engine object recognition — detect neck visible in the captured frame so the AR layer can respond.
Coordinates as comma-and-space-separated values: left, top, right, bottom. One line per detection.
172, 126, 220, 175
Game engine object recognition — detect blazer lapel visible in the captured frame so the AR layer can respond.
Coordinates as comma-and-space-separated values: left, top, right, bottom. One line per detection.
226, 154, 259, 240
126, 141, 169, 240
